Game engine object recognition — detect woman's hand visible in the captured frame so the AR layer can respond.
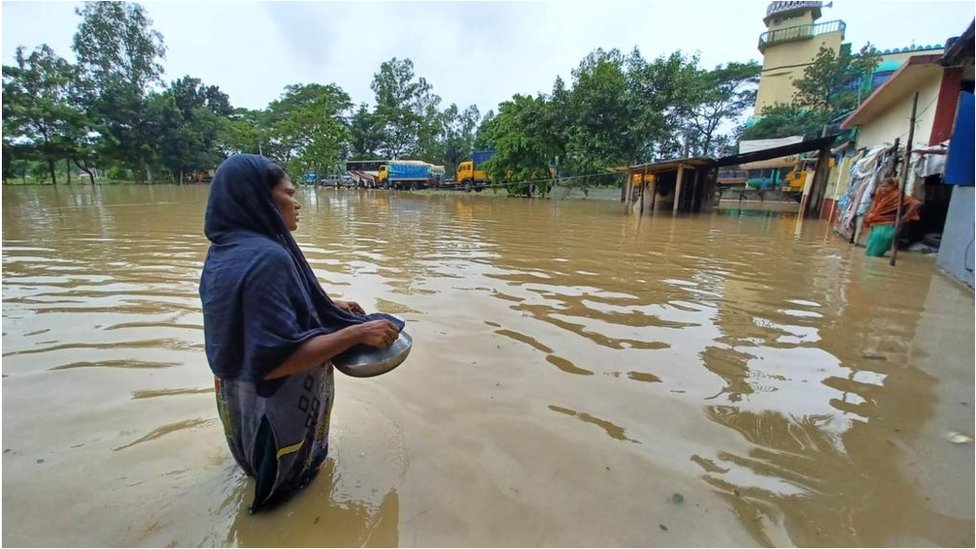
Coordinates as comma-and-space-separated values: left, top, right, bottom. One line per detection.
265, 319, 402, 380
335, 299, 366, 315
354, 320, 401, 349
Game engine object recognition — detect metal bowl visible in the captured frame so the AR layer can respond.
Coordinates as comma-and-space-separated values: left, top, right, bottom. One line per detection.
332, 330, 412, 378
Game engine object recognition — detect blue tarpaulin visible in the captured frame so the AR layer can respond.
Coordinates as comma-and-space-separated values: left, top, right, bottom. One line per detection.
945, 91, 974, 186
388, 163, 431, 179
472, 150, 495, 167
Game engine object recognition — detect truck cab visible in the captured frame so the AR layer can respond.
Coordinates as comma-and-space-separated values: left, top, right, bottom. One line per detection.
783, 157, 834, 192
456, 160, 489, 185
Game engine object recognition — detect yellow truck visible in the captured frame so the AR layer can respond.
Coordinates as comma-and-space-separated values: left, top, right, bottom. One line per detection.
455, 150, 495, 186
783, 156, 834, 192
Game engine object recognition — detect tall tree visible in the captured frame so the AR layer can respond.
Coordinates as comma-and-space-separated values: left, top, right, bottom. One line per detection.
625, 49, 702, 163
2, 45, 88, 184
72, 1, 166, 181
562, 49, 631, 177
473, 109, 495, 150
154, 76, 229, 181
681, 61, 761, 157
349, 103, 386, 159
370, 58, 441, 159
792, 44, 881, 122
266, 83, 352, 180
560, 48, 700, 177
480, 94, 557, 196
218, 108, 265, 157
438, 103, 480, 175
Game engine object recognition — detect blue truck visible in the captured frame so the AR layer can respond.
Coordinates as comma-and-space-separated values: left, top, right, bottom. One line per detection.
377, 161, 444, 190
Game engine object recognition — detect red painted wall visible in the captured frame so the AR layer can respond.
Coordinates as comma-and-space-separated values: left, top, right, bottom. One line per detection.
930, 67, 964, 145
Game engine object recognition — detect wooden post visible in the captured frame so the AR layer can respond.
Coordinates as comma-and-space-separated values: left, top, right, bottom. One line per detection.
620, 169, 634, 206
704, 167, 717, 212
691, 168, 701, 213
890, 91, 919, 267
648, 172, 658, 213
639, 166, 648, 215
673, 164, 685, 215
807, 144, 832, 217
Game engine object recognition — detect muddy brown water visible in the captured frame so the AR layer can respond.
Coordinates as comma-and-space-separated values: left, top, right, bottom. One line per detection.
3, 185, 973, 547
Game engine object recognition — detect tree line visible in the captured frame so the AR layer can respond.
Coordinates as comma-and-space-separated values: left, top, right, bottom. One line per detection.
4, 2, 874, 191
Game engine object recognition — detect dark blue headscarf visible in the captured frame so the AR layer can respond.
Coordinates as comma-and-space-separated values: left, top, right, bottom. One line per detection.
199, 154, 403, 381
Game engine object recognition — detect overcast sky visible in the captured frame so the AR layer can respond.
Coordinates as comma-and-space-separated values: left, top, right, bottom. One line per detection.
3, 1, 974, 116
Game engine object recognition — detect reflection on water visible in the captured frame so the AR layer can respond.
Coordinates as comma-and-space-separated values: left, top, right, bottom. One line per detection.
3, 185, 973, 547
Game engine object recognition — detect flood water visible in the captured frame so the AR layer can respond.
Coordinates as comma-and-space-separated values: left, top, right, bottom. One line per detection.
3, 184, 974, 547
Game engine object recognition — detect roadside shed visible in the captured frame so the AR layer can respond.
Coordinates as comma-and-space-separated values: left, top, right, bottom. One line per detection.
626, 157, 716, 214
625, 135, 840, 216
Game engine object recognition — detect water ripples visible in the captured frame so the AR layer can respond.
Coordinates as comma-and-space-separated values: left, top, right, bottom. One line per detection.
3, 185, 972, 547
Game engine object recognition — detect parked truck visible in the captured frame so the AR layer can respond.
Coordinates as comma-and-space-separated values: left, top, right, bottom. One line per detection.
782, 155, 834, 193
455, 150, 495, 188
377, 160, 442, 190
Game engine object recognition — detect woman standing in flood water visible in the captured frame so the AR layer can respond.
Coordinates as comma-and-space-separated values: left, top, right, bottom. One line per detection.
862, 176, 921, 257
199, 155, 401, 511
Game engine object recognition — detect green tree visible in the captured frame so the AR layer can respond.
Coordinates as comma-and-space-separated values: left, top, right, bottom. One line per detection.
154, 76, 229, 181
558, 48, 701, 180
480, 94, 556, 197
2, 45, 89, 184
562, 49, 631, 177
473, 109, 495, 150
72, 1, 166, 181
219, 108, 266, 156
749, 44, 881, 141
626, 49, 702, 162
415, 89, 443, 163
681, 61, 761, 157
371, 58, 441, 159
266, 83, 352, 180
741, 102, 825, 141
546, 76, 572, 162
438, 103, 480, 175
349, 103, 386, 159
793, 44, 881, 121
1, 138, 14, 182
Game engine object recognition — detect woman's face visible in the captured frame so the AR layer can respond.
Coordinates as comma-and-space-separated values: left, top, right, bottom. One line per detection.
272, 177, 301, 231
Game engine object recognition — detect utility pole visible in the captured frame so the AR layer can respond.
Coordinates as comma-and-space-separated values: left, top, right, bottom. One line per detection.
890, 91, 919, 267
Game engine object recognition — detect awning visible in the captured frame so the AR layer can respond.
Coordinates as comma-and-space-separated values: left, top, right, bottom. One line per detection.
715, 135, 839, 167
